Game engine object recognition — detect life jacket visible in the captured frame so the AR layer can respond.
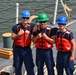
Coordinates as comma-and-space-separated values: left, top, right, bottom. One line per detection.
36, 26, 53, 49
56, 29, 73, 52
14, 23, 31, 47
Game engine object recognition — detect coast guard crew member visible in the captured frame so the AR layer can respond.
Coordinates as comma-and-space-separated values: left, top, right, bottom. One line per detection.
12, 10, 35, 75
32, 13, 55, 75
52, 16, 75, 75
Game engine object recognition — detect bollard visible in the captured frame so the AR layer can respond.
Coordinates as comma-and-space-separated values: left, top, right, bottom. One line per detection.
2, 33, 13, 50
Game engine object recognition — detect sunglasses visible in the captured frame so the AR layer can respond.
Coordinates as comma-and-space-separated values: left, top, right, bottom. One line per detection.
22, 17, 29, 19
58, 23, 66, 25
39, 21, 47, 23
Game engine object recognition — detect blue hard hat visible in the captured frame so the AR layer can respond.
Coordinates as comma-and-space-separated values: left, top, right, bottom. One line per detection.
21, 10, 30, 18
57, 16, 67, 24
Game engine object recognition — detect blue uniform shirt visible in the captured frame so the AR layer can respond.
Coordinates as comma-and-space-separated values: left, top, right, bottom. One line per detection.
32, 27, 55, 38
51, 27, 74, 41
12, 23, 35, 34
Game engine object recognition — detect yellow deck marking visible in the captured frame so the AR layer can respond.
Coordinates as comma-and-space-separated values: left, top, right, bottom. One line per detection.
0, 66, 12, 72
66, 20, 76, 26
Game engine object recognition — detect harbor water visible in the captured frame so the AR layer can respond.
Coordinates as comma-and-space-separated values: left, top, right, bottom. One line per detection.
0, 0, 76, 43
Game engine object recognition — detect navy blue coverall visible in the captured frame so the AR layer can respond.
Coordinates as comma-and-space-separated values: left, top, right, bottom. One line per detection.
52, 28, 75, 75
33, 28, 55, 75
12, 23, 35, 75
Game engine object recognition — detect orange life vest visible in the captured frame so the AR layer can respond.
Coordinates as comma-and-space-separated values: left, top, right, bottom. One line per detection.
14, 24, 31, 47
36, 26, 53, 49
56, 30, 72, 52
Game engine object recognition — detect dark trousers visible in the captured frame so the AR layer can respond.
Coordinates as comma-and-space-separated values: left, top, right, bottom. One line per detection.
56, 51, 75, 75
13, 46, 34, 75
36, 48, 55, 75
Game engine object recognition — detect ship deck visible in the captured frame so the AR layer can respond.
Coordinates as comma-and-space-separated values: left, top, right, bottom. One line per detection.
0, 19, 76, 75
